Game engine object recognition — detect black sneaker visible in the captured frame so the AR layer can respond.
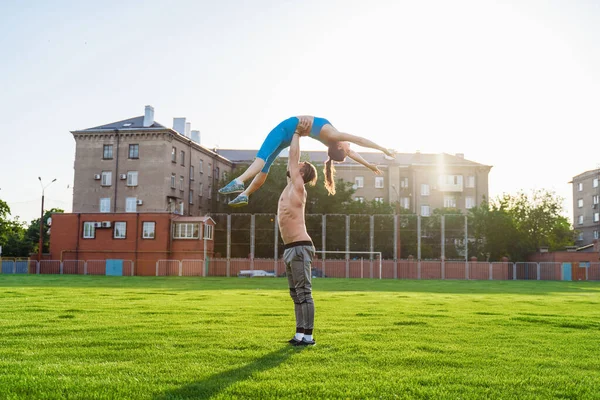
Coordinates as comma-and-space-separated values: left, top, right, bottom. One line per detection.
288, 337, 301, 345
294, 338, 316, 346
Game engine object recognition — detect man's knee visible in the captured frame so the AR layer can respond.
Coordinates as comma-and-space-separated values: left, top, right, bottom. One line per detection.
289, 288, 300, 303
295, 287, 312, 304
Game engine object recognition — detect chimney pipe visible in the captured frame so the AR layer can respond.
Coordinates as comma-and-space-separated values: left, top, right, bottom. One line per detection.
173, 117, 186, 136
143, 105, 154, 127
191, 130, 200, 144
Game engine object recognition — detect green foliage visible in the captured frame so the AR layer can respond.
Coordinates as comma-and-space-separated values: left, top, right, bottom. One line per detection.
26, 208, 64, 254
0, 200, 32, 257
468, 190, 575, 261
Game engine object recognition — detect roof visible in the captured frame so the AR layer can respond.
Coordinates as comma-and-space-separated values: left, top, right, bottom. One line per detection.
216, 149, 490, 168
77, 115, 167, 131
171, 215, 216, 225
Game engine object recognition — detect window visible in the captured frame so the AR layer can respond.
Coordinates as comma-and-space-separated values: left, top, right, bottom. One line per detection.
179, 176, 184, 191
100, 198, 111, 213
444, 196, 456, 208
465, 196, 475, 209
355, 196, 364, 202
208, 163, 212, 177
578, 199, 583, 208
126, 197, 137, 212
180, 150, 185, 166
199, 160, 204, 173
375, 177, 384, 189
578, 215, 584, 225
354, 176, 364, 189
172, 147, 177, 163
170, 174, 176, 188
375, 197, 384, 203
127, 171, 138, 187
594, 230, 599, 240
142, 222, 155, 239
173, 223, 200, 239
421, 184, 430, 196
199, 182, 204, 197
190, 165, 195, 180
208, 184, 212, 199
595, 212, 599, 223
578, 182, 583, 191
466, 176, 475, 188
189, 190, 194, 204
101, 171, 112, 186
400, 177, 409, 188
103, 144, 113, 159
593, 195, 599, 205
114, 222, 126, 239
439, 174, 464, 187
594, 178, 599, 188
128, 144, 139, 159
83, 222, 95, 238
204, 224, 214, 240
421, 205, 430, 217
215, 167, 220, 181
400, 197, 410, 209
578, 232, 584, 241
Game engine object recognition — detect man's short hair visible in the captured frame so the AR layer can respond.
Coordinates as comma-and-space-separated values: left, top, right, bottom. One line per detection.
301, 162, 318, 186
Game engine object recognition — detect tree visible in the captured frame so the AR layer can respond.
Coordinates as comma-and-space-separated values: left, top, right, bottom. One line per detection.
26, 208, 64, 254
468, 190, 574, 261
0, 200, 32, 257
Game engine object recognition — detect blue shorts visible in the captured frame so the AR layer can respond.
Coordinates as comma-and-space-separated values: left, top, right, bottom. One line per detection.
256, 117, 331, 173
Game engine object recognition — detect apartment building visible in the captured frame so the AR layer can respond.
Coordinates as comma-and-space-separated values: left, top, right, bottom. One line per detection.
71, 106, 233, 217
217, 149, 491, 215
571, 168, 600, 247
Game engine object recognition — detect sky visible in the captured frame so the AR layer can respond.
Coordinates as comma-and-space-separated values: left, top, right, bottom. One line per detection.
1, 0, 599, 223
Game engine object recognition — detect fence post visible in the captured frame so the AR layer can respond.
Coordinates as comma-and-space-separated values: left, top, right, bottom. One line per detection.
12, 261, 16, 274
417, 215, 421, 279
393, 214, 398, 279
155, 261, 159, 277
226, 214, 231, 277
84, 261, 88, 276
60, 262, 63, 275
250, 214, 255, 270
489, 263, 493, 280
178, 261, 182, 277
36, 261, 40, 275
274, 215, 279, 274
513, 263, 517, 280
322, 215, 326, 278
536, 263, 541, 280
345, 215, 350, 278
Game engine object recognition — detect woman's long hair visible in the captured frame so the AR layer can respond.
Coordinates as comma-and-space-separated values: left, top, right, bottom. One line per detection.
323, 143, 347, 196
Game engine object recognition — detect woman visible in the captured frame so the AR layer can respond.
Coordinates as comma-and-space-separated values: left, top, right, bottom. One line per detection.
218, 115, 395, 207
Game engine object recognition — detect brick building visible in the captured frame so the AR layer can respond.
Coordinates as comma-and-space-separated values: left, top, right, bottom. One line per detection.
49, 212, 215, 276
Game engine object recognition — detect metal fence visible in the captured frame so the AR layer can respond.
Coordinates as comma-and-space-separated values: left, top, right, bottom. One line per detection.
1, 258, 599, 281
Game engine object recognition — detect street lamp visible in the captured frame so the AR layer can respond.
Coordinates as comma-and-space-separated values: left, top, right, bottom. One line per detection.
391, 184, 401, 260
38, 177, 57, 261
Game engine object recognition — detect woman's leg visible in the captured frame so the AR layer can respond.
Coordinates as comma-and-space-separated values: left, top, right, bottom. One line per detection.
241, 172, 268, 197
236, 158, 265, 183
319, 125, 395, 157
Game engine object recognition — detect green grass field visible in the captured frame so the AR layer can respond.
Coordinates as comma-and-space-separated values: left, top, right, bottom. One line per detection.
0, 276, 599, 399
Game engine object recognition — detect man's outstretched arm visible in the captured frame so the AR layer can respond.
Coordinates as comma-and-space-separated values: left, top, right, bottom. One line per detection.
289, 133, 303, 190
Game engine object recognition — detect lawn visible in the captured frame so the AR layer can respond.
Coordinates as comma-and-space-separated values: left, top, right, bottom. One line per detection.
0, 275, 599, 399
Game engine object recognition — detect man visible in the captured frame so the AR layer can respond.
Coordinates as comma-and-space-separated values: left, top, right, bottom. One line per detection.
278, 132, 318, 346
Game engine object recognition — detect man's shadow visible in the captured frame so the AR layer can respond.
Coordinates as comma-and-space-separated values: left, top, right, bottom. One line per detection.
154, 345, 300, 399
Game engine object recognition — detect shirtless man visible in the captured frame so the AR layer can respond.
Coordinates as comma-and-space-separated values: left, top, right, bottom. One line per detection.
278, 132, 318, 346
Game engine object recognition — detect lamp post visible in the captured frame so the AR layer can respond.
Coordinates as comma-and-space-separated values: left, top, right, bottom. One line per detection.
38, 177, 57, 261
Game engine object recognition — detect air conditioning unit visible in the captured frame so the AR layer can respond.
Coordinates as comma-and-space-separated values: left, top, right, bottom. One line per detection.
120, 174, 127, 180
93, 222, 102, 228
94, 174, 101, 180
101, 221, 111, 228
136, 199, 143, 205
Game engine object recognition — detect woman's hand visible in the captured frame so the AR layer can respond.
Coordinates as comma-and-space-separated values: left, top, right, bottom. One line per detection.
369, 164, 382, 175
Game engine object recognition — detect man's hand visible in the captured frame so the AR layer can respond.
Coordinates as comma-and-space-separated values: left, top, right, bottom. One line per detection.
369, 164, 382, 175
295, 116, 312, 137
